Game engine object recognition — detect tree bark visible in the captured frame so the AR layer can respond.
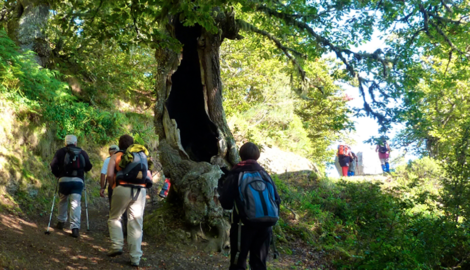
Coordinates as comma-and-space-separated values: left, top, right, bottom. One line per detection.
6, 0, 50, 67
153, 11, 241, 250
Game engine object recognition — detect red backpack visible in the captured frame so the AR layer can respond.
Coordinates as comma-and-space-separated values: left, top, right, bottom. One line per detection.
338, 145, 351, 156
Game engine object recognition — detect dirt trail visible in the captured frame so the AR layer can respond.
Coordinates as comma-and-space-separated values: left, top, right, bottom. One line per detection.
0, 202, 229, 270
0, 197, 320, 270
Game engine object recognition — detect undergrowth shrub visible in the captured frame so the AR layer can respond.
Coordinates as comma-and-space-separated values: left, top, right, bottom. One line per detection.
0, 28, 121, 143
273, 165, 470, 269
0, 28, 158, 214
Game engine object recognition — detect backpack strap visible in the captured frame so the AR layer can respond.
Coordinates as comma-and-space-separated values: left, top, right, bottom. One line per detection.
130, 186, 141, 202
119, 184, 142, 201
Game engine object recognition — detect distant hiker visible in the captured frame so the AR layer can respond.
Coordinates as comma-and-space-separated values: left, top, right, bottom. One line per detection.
159, 178, 171, 198
100, 145, 119, 200
218, 142, 281, 270
100, 144, 128, 235
337, 143, 353, 177
50, 135, 92, 238
106, 134, 153, 267
376, 137, 391, 173
348, 152, 358, 176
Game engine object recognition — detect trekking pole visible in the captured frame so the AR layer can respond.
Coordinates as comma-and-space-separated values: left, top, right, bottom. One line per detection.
45, 178, 59, 235
84, 179, 90, 231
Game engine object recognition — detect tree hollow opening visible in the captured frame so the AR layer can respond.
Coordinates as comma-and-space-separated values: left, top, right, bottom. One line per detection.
166, 21, 219, 162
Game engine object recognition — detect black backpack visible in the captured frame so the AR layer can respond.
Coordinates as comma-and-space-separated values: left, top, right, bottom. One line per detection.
116, 151, 152, 188
378, 142, 388, 153
63, 146, 86, 177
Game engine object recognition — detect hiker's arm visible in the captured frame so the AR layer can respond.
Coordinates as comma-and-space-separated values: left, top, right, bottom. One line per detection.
375, 145, 378, 152
99, 173, 106, 197
100, 158, 109, 189
107, 155, 116, 188
218, 172, 237, 210
50, 149, 62, 178
82, 151, 93, 172
100, 174, 106, 188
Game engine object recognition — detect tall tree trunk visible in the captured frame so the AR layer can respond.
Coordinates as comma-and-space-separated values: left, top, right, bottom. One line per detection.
7, 0, 50, 66
153, 11, 241, 250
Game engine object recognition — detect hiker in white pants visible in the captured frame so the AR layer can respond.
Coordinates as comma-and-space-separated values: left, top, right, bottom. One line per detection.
57, 178, 83, 230
105, 134, 151, 267
108, 185, 146, 263
50, 135, 92, 238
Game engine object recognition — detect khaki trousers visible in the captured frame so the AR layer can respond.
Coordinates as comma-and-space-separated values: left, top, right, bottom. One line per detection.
108, 185, 146, 264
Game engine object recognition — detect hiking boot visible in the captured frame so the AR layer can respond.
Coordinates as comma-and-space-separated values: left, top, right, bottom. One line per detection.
56, 221, 65, 230
130, 261, 139, 267
71, 228, 79, 238
107, 249, 123, 257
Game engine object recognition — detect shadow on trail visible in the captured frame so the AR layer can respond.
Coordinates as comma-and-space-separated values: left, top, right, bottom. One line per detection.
0, 201, 233, 270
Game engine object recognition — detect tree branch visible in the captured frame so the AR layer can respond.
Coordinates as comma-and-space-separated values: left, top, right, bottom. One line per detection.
237, 19, 306, 76
428, 19, 466, 55
419, 4, 467, 56
256, 5, 392, 79
440, 0, 453, 14
89, 0, 104, 25
444, 50, 452, 76
419, 4, 434, 39
238, 19, 324, 95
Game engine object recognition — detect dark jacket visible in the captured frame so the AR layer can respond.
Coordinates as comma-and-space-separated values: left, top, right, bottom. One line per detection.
218, 160, 281, 225
50, 144, 92, 180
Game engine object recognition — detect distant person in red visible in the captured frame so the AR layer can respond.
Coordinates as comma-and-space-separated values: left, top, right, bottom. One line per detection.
159, 178, 171, 198
337, 143, 353, 177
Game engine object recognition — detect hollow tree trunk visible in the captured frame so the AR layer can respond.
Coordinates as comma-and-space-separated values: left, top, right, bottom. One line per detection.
6, 0, 50, 67
153, 11, 241, 250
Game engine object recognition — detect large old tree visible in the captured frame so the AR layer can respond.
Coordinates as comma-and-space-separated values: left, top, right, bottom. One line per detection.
2, 0, 469, 248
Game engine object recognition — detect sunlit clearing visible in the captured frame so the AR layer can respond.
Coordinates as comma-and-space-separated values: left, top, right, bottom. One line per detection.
1, 215, 25, 233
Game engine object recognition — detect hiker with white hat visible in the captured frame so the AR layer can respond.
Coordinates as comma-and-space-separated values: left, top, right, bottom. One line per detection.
49, 135, 93, 238
99, 144, 120, 200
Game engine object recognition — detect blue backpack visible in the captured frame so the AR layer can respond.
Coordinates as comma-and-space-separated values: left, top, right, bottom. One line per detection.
234, 170, 279, 227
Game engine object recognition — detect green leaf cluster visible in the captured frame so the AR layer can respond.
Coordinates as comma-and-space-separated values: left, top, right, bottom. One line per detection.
273, 161, 470, 269
221, 36, 354, 166
0, 28, 120, 143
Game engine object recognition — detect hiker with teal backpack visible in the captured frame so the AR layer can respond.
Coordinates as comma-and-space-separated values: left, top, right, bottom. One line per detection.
376, 136, 391, 173
218, 142, 281, 270
105, 134, 153, 267
50, 135, 92, 238
348, 152, 358, 176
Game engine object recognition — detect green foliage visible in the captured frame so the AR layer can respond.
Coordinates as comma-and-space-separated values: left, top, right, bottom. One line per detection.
221, 37, 354, 165
273, 162, 470, 269
395, 57, 470, 159
43, 0, 470, 130
0, 28, 121, 143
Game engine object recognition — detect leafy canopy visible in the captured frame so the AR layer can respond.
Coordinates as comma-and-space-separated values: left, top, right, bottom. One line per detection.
37, 0, 469, 132
221, 36, 354, 165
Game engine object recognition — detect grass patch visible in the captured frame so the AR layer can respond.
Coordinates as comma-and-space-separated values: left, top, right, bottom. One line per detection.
273, 165, 470, 269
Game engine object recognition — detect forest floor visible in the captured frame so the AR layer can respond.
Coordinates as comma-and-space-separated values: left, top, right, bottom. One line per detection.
0, 194, 327, 270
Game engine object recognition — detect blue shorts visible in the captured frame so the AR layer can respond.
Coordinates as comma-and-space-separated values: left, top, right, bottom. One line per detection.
59, 181, 84, 195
